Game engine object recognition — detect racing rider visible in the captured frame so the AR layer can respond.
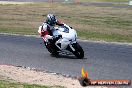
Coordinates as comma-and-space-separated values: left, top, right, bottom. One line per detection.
38, 14, 64, 54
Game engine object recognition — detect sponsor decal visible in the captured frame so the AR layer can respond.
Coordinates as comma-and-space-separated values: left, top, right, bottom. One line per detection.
78, 67, 131, 87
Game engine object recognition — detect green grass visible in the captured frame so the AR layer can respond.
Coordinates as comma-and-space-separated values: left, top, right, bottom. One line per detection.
0, 80, 64, 88
79, 0, 129, 2
77, 30, 132, 42
0, 2, 132, 42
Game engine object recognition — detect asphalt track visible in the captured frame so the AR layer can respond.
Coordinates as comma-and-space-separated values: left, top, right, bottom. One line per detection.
0, 34, 132, 82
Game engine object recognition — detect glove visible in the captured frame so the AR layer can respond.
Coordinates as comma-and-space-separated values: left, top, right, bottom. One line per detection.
58, 35, 62, 39
70, 26, 73, 29
52, 35, 62, 41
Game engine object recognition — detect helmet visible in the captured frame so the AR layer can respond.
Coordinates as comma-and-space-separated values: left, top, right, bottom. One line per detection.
46, 14, 56, 26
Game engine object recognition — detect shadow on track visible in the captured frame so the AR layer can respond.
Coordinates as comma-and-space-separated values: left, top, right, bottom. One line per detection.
50, 53, 87, 59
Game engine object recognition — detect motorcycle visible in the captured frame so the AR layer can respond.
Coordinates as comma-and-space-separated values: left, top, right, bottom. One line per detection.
40, 24, 84, 59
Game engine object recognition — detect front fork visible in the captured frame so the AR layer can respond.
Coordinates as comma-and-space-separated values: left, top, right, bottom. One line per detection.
69, 44, 75, 51
67, 42, 77, 52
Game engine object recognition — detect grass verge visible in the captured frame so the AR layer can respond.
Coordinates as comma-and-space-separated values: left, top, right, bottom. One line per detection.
79, 0, 129, 2
0, 2, 132, 42
0, 77, 64, 88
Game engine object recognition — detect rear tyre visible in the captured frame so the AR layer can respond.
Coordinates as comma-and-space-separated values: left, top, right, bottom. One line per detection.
72, 43, 84, 59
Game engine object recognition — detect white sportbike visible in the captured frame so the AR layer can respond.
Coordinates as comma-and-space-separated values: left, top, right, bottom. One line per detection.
43, 24, 84, 59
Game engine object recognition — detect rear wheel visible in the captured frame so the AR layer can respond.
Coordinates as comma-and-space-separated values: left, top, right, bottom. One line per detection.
72, 43, 84, 59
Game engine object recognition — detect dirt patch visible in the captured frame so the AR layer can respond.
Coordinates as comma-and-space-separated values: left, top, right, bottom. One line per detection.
0, 65, 108, 88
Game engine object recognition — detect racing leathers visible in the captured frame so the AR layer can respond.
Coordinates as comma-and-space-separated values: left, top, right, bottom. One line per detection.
38, 20, 64, 42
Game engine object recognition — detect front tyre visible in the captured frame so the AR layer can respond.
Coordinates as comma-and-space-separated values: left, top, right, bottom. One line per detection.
72, 43, 84, 59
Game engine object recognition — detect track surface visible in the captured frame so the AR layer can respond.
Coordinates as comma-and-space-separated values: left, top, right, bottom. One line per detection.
0, 34, 132, 81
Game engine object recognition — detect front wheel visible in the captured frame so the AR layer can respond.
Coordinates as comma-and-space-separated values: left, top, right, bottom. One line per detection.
72, 43, 84, 59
